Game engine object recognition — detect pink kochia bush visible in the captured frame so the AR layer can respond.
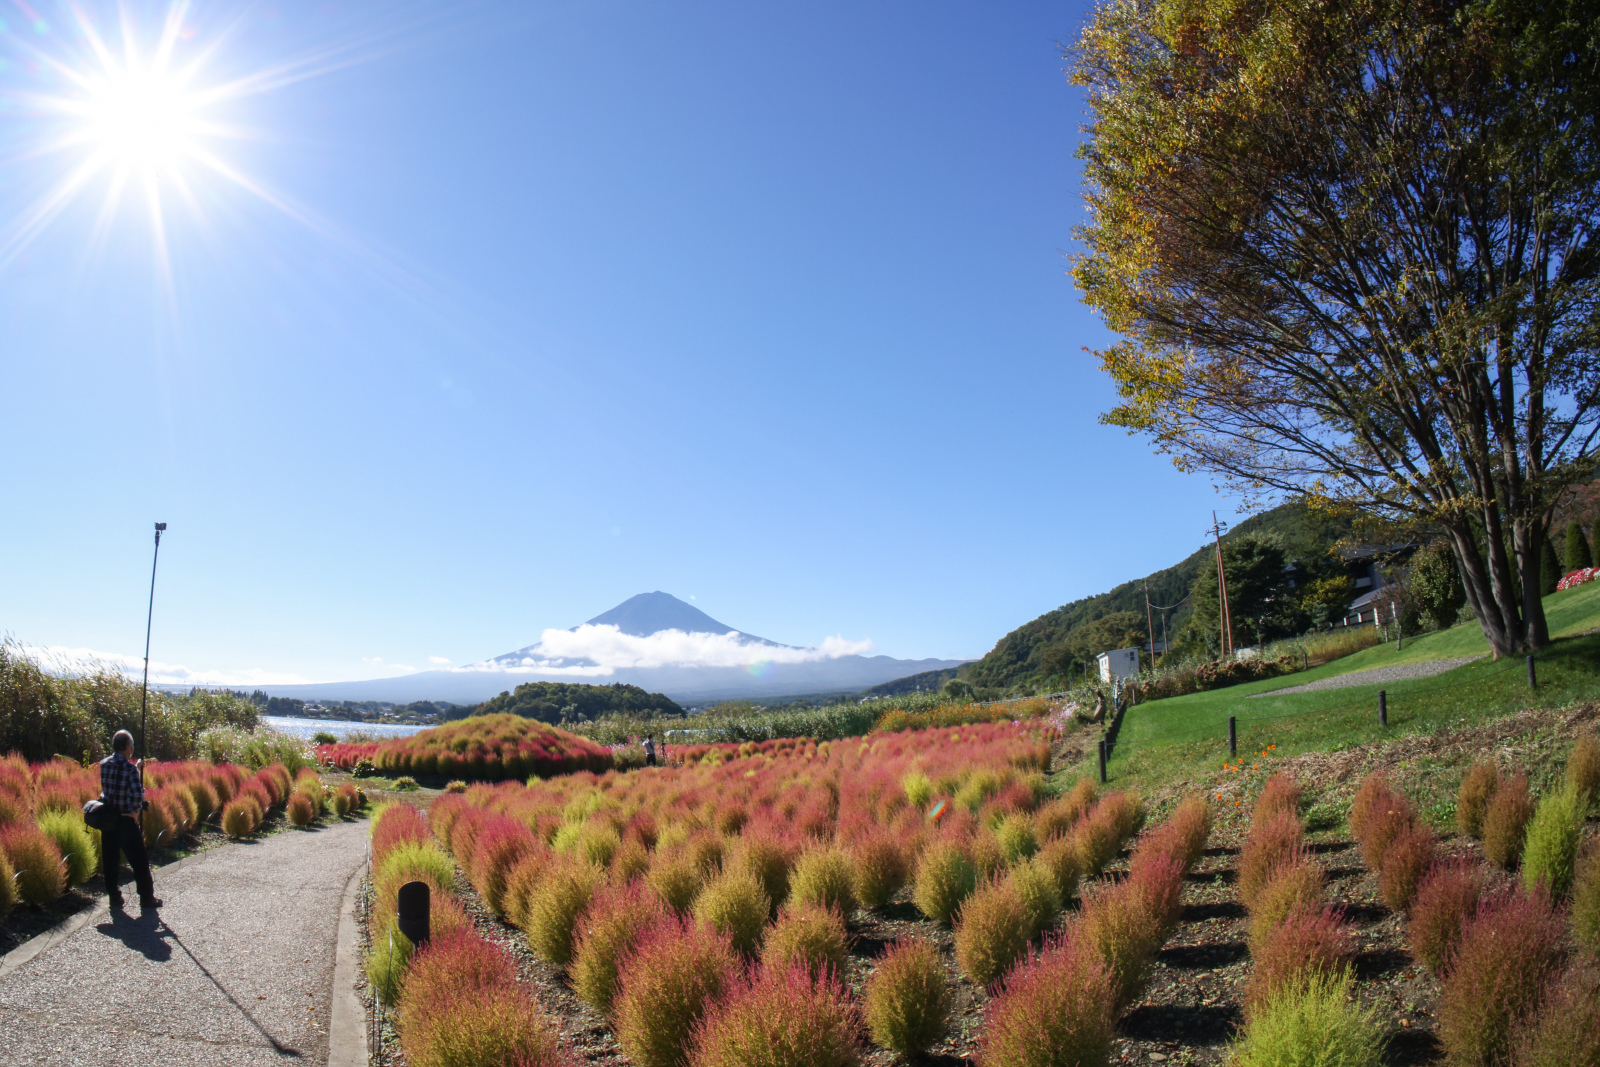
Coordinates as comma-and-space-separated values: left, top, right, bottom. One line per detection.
689, 964, 862, 1067
978, 933, 1116, 1067
1408, 858, 1484, 975
1437, 887, 1567, 1066
397, 928, 568, 1067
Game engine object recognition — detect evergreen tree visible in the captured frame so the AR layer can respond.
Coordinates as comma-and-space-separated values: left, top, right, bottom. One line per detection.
1542, 539, 1564, 596
1567, 521, 1594, 572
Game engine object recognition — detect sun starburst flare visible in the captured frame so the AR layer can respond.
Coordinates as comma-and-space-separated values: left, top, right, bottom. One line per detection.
0, 0, 388, 281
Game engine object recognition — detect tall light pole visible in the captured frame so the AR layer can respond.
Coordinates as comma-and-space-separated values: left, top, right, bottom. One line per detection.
140, 522, 168, 762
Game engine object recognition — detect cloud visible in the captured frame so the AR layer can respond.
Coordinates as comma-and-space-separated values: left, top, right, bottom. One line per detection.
22, 644, 313, 687
428, 655, 452, 665
463, 625, 875, 675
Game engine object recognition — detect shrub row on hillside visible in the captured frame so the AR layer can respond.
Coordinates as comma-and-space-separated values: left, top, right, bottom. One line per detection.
331, 714, 613, 781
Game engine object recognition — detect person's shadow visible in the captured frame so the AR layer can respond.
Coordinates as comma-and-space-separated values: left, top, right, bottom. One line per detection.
95, 908, 171, 962
94, 908, 302, 1057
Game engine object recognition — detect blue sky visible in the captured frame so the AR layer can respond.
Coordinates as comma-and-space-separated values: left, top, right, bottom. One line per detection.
1, 0, 1243, 687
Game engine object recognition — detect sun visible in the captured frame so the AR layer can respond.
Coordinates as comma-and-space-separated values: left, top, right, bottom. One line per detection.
0, 1, 384, 276
79, 63, 203, 174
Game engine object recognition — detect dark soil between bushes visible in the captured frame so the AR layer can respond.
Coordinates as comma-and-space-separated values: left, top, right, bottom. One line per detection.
362, 701, 1600, 1067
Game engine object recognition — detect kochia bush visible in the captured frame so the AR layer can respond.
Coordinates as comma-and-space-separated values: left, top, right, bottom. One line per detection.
977, 934, 1116, 1067
0, 822, 66, 906
1238, 811, 1304, 910
1408, 859, 1484, 975
572, 880, 671, 1015
955, 878, 1031, 987
693, 867, 771, 958
614, 919, 740, 1067
1437, 887, 1566, 1067
1482, 773, 1536, 870
761, 902, 847, 982
1457, 762, 1499, 838
1243, 907, 1353, 1019
1231, 972, 1383, 1067
914, 840, 977, 924
863, 938, 950, 1057
689, 964, 862, 1067
790, 848, 857, 917
1521, 785, 1584, 899
524, 855, 602, 967
1571, 841, 1600, 956
397, 928, 566, 1067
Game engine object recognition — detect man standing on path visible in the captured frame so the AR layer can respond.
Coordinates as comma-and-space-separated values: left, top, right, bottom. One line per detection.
644, 735, 656, 767
100, 730, 162, 912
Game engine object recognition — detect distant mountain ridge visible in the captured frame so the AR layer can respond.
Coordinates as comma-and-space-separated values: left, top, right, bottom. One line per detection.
253, 592, 968, 704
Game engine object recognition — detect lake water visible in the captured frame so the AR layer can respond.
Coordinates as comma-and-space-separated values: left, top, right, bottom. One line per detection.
263, 715, 429, 741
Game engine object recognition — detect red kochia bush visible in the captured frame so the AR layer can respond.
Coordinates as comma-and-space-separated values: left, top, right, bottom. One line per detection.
1407, 859, 1485, 975
1379, 820, 1436, 914
398, 928, 566, 1067
1238, 811, 1304, 910
469, 814, 540, 917
1252, 774, 1301, 829
372, 802, 431, 859
1482, 773, 1537, 870
1242, 907, 1354, 1019
572, 880, 672, 1015
1511, 959, 1600, 1067
978, 933, 1116, 1067
689, 964, 862, 1067
0, 822, 67, 906
1348, 773, 1395, 842
614, 919, 740, 1067
1437, 887, 1567, 1066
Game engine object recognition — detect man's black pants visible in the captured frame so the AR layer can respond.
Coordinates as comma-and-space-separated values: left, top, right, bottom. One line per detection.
102, 815, 155, 901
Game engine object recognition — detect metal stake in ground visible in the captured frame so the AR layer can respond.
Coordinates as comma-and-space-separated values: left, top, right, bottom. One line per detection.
139, 521, 167, 762
1527, 655, 1538, 691
1378, 690, 1387, 728
1228, 716, 1237, 758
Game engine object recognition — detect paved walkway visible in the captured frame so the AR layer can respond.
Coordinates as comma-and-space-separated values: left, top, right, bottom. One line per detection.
0, 818, 368, 1067
1250, 656, 1483, 697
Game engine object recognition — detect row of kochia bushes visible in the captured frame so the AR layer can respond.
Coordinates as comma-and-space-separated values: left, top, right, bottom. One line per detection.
316, 713, 613, 780
365, 719, 1220, 1067
1222, 736, 1600, 1067
0, 752, 362, 916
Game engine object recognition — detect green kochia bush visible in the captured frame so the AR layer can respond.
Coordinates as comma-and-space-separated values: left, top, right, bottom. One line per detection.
864, 938, 950, 1057
913, 840, 977, 924
37, 811, 98, 886
955, 879, 1031, 987
1522, 785, 1585, 899
761, 903, 847, 982
693, 868, 770, 958
1229, 972, 1384, 1067
790, 848, 857, 917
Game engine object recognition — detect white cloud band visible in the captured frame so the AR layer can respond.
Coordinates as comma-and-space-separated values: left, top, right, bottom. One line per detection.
460, 624, 875, 675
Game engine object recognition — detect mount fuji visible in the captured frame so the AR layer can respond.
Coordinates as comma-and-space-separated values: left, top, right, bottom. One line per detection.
256, 592, 968, 704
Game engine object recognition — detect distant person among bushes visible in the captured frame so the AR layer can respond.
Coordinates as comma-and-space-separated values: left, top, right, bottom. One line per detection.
644, 735, 656, 768
100, 730, 161, 911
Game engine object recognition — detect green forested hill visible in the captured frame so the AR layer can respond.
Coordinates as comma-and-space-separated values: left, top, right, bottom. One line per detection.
960, 499, 1350, 692
464, 681, 682, 724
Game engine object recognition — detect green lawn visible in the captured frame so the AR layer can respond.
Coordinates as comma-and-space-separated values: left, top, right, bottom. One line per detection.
1059, 581, 1600, 796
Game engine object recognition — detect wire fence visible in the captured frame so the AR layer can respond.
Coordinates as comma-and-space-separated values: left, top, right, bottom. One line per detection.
1094, 654, 1537, 780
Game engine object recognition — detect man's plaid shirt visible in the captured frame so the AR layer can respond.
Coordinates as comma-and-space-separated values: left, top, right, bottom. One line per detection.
100, 751, 144, 815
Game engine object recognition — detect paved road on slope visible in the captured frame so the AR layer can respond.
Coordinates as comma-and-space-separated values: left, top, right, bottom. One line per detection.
0, 818, 368, 1067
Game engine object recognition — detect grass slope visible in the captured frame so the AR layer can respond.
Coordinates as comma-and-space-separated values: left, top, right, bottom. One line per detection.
1064, 582, 1600, 795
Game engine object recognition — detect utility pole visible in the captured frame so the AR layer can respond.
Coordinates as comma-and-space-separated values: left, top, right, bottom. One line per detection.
140, 522, 168, 762
1210, 511, 1234, 656
1144, 578, 1156, 669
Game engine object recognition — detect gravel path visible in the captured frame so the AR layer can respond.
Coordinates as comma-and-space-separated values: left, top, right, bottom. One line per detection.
1249, 656, 1483, 697
0, 818, 369, 1067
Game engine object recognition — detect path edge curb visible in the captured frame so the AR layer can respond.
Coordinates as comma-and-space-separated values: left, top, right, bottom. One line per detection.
0, 845, 215, 982
328, 858, 370, 1067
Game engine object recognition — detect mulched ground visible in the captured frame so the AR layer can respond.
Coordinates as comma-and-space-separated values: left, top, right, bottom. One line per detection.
360, 701, 1600, 1066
